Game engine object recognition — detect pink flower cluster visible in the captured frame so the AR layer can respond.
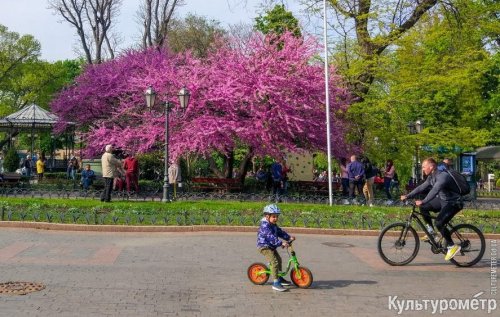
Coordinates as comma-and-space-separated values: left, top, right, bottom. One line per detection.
51, 32, 352, 159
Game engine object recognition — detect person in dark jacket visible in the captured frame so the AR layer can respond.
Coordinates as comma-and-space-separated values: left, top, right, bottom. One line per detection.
257, 204, 295, 292
347, 155, 365, 200
270, 159, 283, 202
401, 158, 463, 261
23, 156, 33, 177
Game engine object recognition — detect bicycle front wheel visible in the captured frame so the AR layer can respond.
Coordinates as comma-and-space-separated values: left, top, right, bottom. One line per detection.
290, 266, 313, 288
449, 224, 485, 267
378, 222, 420, 266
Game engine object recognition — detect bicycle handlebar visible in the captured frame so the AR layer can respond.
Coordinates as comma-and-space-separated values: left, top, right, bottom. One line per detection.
400, 199, 417, 207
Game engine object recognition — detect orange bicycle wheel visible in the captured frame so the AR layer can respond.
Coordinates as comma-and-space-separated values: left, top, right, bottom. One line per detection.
290, 266, 313, 288
247, 262, 270, 285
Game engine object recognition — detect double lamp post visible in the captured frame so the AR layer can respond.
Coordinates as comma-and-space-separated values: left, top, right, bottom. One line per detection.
145, 86, 190, 202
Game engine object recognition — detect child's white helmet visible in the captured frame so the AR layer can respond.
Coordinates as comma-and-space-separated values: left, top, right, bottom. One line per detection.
263, 204, 281, 215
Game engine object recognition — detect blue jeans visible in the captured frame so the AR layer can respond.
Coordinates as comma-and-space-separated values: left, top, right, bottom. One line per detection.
384, 177, 392, 199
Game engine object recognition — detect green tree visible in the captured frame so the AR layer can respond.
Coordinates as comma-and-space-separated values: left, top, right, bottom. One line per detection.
255, 4, 301, 37
167, 14, 226, 58
350, 0, 499, 181
314, 0, 441, 100
3, 147, 19, 172
0, 25, 83, 151
0, 24, 41, 113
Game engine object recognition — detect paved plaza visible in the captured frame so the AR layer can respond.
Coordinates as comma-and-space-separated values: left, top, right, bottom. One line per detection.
0, 228, 497, 316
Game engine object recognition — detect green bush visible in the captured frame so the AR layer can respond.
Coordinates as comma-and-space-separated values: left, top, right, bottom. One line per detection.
3, 147, 20, 172
0, 197, 498, 231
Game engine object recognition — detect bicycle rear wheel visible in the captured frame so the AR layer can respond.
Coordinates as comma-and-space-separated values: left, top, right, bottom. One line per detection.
247, 262, 269, 285
290, 266, 313, 288
449, 224, 485, 267
378, 222, 420, 266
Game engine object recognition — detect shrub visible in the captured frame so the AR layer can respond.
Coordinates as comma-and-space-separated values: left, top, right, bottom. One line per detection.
3, 147, 20, 172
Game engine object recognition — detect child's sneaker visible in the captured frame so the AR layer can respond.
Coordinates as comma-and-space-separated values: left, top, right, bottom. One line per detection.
278, 277, 291, 286
272, 282, 288, 292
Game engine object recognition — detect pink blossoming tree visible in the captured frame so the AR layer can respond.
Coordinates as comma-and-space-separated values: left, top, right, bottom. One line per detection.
51, 32, 352, 179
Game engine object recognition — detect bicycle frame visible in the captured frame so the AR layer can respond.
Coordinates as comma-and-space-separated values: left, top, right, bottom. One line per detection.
404, 204, 465, 253
406, 208, 441, 249
259, 244, 302, 278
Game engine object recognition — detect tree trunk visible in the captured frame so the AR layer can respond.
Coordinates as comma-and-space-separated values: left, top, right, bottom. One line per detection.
237, 149, 254, 184
329, 0, 439, 99
49, 0, 120, 64
224, 151, 234, 178
207, 156, 224, 178
139, 0, 181, 48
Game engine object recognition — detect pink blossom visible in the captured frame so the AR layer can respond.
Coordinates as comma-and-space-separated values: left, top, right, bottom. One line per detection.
51, 33, 353, 160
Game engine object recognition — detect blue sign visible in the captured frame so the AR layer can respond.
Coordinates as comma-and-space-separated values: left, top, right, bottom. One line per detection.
460, 154, 474, 175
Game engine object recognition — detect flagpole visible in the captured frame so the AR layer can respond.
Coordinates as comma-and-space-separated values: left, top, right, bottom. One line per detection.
323, 0, 333, 206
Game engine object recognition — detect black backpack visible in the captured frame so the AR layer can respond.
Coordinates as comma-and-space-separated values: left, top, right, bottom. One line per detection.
445, 170, 471, 196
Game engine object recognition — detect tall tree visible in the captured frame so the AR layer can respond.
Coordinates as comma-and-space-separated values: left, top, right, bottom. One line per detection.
255, 4, 302, 37
349, 0, 499, 177
167, 14, 226, 58
49, 0, 122, 64
309, 0, 440, 100
138, 0, 184, 48
51, 33, 352, 178
0, 25, 41, 95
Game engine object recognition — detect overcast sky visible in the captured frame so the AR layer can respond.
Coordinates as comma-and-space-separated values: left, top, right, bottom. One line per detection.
0, 0, 314, 61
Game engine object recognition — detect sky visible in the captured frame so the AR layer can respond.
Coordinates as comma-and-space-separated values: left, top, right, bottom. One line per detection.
0, 0, 315, 62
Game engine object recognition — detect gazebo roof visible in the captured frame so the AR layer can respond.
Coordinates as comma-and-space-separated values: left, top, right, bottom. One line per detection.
0, 104, 60, 130
475, 146, 500, 161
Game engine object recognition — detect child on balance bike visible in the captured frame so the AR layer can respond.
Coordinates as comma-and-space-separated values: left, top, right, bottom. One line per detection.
257, 204, 295, 292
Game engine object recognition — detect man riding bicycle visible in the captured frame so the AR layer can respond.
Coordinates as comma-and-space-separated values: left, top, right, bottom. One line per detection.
401, 158, 464, 261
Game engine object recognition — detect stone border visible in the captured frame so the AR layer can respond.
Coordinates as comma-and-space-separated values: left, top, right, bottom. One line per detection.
1, 221, 499, 239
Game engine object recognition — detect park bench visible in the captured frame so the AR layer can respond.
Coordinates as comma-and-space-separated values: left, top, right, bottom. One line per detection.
190, 177, 243, 192
290, 181, 341, 195
0, 172, 22, 187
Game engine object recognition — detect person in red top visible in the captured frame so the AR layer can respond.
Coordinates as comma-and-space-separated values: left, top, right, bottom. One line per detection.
123, 153, 139, 193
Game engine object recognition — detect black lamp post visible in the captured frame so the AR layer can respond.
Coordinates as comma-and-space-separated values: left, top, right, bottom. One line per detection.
408, 119, 424, 182
145, 86, 190, 202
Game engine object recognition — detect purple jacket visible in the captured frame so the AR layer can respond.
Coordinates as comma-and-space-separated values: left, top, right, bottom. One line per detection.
347, 160, 365, 181
257, 218, 291, 250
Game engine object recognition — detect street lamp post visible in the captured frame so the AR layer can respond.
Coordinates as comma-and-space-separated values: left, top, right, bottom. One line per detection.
145, 86, 190, 203
408, 119, 424, 183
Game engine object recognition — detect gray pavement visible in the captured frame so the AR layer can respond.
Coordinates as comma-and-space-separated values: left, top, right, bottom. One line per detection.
0, 228, 497, 316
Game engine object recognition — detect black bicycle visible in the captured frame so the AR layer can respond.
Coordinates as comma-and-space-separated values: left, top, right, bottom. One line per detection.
377, 202, 485, 267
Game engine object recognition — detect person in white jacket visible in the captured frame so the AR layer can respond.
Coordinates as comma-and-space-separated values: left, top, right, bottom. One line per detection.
168, 161, 182, 199
100, 144, 123, 202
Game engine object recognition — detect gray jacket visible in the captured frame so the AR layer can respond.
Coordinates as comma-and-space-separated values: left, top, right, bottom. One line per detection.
406, 170, 460, 204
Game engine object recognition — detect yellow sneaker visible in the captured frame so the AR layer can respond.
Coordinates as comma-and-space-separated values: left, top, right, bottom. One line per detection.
445, 245, 461, 261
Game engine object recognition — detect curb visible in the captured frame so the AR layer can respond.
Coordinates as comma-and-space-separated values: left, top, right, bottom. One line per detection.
1, 221, 499, 239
